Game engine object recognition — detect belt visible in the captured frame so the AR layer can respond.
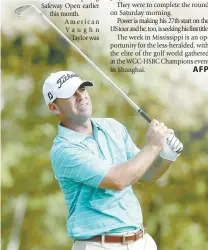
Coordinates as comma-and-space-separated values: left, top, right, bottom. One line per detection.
89, 228, 146, 245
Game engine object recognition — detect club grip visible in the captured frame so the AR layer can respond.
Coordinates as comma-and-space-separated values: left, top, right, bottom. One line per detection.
138, 109, 152, 123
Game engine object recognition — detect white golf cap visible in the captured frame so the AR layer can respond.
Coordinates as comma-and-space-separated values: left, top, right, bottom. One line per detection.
42, 71, 93, 105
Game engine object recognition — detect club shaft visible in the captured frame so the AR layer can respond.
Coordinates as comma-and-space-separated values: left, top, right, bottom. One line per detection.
24, 5, 152, 123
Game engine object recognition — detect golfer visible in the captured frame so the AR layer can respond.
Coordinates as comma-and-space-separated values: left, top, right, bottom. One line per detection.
43, 71, 183, 250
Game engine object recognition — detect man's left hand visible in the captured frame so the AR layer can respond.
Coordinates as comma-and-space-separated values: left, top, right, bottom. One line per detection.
160, 133, 183, 161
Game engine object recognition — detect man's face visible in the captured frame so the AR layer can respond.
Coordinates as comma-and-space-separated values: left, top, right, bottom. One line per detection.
54, 85, 92, 123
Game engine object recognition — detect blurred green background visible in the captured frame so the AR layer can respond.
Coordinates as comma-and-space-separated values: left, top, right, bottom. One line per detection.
1, 1, 208, 250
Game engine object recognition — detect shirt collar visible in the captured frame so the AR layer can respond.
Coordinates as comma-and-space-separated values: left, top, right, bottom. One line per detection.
58, 119, 102, 143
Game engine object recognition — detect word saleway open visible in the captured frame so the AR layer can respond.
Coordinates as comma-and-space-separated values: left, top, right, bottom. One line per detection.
41, 2, 99, 11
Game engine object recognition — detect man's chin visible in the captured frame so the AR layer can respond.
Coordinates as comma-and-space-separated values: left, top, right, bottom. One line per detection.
76, 112, 92, 123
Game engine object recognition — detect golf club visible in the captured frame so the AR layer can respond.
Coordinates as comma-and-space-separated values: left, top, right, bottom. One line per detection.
14, 4, 151, 123
14, 4, 183, 153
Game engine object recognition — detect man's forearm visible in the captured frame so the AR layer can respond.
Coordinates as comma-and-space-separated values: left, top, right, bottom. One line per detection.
139, 157, 173, 182
111, 145, 161, 190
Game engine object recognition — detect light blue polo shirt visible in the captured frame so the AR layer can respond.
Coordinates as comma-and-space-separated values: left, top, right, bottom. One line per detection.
50, 118, 143, 239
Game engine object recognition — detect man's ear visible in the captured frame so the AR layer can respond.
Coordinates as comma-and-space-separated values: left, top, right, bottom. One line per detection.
54, 109, 60, 115
48, 103, 60, 115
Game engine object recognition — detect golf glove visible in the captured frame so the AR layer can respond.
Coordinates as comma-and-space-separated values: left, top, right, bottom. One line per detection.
160, 134, 183, 161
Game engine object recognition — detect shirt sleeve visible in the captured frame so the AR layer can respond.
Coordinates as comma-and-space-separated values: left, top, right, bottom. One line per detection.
108, 118, 140, 160
50, 144, 111, 188
123, 126, 140, 160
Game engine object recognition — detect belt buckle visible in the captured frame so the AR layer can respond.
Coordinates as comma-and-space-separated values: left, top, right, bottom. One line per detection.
122, 232, 136, 245
101, 235, 105, 246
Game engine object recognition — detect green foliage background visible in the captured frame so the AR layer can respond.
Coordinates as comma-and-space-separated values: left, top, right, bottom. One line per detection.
2, 5, 208, 250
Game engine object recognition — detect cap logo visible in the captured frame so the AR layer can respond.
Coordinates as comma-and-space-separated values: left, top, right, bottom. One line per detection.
56, 73, 77, 88
48, 92, 53, 100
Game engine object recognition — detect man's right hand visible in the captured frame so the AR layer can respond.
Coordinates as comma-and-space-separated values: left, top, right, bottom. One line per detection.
146, 119, 173, 151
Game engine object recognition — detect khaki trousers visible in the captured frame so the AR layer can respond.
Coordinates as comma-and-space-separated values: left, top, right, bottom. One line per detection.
72, 233, 157, 250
